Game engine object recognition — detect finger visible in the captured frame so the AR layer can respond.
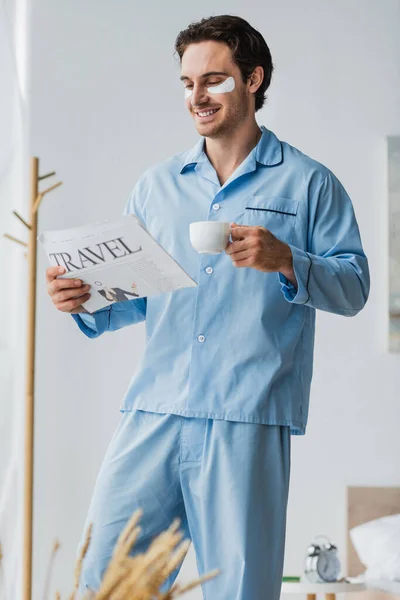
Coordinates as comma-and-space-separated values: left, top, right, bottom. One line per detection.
52, 285, 90, 305
45, 265, 66, 284
225, 239, 249, 255
230, 250, 252, 263
48, 276, 85, 297
70, 305, 90, 315
231, 258, 251, 267
230, 225, 252, 240
56, 293, 91, 313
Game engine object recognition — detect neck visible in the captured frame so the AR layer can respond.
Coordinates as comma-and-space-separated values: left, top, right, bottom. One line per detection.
203, 119, 262, 180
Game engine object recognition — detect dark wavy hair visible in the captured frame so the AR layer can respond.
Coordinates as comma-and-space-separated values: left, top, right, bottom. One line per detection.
174, 15, 274, 112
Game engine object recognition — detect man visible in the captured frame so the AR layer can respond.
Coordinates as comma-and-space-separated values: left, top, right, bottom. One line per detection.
45, 15, 370, 600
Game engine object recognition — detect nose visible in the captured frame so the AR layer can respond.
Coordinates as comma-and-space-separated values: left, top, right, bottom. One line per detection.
191, 83, 209, 108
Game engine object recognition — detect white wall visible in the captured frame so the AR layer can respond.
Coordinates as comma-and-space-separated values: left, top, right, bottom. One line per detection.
29, 1, 400, 598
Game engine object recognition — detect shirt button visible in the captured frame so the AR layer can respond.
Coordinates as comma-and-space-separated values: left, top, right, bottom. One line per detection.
212, 203, 220, 211
197, 334, 206, 343
205, 266, 213, 274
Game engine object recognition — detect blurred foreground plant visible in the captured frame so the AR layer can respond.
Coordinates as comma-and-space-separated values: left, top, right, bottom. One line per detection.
56, 508, 219, 600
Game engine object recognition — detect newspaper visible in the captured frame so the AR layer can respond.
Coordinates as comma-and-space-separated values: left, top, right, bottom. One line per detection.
38, 214, 197, 313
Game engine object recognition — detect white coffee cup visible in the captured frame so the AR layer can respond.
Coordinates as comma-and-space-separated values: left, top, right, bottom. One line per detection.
189, 221, 231, 255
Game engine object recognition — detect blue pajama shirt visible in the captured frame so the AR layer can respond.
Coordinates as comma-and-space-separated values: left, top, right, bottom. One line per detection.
73, 125, 369, 598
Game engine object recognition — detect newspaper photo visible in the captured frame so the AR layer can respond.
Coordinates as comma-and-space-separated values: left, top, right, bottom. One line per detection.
38, 214, 197, 313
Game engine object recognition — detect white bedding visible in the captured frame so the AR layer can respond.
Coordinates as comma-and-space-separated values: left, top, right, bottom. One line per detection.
367, 579, 400, 595
349, 576, 400, 595
350, 513, 400, 582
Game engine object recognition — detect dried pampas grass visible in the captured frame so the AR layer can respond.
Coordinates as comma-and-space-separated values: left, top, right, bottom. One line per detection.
59, 508, 219, 600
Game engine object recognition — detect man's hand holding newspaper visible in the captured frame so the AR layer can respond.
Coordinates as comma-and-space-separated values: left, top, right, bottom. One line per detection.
41, 215, 197, 315
46, 265, 91, 314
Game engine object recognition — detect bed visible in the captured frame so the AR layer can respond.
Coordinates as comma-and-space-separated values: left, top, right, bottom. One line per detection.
347, 486, 400, 599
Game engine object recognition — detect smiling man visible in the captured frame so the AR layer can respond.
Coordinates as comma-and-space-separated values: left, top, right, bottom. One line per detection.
46, 14, 370, 600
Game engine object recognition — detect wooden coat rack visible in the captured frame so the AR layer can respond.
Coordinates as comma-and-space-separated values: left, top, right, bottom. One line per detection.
4, 157, 62, 600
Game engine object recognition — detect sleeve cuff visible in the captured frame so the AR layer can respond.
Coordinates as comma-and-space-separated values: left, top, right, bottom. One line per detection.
278, 245, 312, 305
71, 307, 110, 338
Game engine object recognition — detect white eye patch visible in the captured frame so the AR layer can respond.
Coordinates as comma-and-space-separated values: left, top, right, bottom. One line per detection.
184, 76, 236, 99
208, 76, 236, 94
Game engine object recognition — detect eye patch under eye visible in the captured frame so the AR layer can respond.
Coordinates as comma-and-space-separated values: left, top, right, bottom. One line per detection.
184, 76, 236, 98
207, 76, 235, 94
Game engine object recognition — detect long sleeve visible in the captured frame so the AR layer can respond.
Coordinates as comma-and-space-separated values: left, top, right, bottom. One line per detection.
279, 171, 370, 316
72, 298, 147, 338
72, 175, 149, 338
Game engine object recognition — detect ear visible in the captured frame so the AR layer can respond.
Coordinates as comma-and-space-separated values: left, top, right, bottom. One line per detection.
248, 66, 264, 94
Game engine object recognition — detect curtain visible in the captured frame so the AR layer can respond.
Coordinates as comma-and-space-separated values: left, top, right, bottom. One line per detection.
0, 0, 30, 598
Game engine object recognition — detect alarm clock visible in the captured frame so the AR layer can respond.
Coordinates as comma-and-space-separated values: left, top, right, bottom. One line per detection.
304, 535, 341, 583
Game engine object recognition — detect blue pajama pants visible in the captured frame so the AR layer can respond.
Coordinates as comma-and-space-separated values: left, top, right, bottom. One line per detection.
77, 409, 291, 599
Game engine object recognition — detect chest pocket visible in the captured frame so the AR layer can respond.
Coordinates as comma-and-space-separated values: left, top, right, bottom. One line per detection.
238, 195, 299, 244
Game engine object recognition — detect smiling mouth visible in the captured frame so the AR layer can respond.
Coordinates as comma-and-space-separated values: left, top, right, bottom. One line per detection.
195, 107, 221, 119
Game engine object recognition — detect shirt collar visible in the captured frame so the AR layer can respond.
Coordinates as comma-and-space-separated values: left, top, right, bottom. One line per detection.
179, 125, 283, 174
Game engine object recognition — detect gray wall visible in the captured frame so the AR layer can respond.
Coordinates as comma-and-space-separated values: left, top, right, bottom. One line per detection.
29, 1, 400, 598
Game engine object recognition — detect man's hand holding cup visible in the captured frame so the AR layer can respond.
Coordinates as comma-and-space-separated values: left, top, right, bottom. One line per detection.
225, 222, 294, 280
188, 220, 296, 286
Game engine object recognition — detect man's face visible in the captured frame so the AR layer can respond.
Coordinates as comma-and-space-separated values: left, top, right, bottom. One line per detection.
180, 41, 251, 138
